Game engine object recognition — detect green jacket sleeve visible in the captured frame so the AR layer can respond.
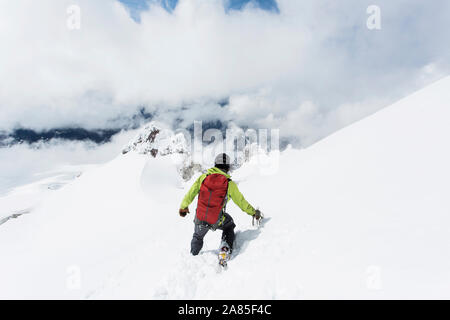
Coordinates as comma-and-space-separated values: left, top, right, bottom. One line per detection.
180, 174, 206, 209
228, 181, 256, 216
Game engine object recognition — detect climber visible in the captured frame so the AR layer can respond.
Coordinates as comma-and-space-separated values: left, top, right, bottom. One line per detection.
179, 153, 262, 256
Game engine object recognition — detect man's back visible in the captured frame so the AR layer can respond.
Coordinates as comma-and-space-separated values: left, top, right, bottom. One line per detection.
178, 153, 261, 256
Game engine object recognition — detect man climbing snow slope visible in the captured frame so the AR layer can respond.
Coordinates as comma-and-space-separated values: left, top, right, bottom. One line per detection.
179, 153, 262, 257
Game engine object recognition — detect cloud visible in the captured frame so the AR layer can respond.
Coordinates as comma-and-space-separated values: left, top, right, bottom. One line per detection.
0, 0, 448, 146
0, 129, 137, 195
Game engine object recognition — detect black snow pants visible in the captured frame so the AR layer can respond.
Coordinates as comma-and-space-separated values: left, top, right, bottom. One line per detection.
191, 213, 236, 256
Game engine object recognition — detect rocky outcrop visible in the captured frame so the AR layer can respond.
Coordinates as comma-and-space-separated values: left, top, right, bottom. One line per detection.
122, 122, 204, 180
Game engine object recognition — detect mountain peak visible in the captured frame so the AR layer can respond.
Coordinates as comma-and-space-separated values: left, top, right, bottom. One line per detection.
122, 121, 203, 180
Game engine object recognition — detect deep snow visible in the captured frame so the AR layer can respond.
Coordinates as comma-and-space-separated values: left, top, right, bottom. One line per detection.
0, 77, 449, 299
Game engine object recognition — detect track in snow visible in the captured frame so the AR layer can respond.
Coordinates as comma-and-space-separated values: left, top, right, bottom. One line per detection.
152, 218, 270, 299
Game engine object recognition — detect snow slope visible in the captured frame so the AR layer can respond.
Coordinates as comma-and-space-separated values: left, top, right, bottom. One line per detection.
0, 77, 449, 299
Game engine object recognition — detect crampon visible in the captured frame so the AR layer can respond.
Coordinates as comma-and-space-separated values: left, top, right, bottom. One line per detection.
218, 246, 230, 268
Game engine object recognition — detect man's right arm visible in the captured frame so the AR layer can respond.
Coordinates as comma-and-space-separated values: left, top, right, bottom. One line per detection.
180, 174, 206, 210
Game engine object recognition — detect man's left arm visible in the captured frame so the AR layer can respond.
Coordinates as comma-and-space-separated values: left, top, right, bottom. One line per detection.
228, 181, 256, 216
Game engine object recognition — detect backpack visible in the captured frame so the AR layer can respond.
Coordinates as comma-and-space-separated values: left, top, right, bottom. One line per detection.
196, 173, 230, 227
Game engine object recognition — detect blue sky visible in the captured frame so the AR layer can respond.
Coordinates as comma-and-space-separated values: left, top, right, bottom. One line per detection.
119, 0, 279, 20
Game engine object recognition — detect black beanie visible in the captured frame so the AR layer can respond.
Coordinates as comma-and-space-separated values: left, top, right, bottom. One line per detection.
214, 153, 231, 173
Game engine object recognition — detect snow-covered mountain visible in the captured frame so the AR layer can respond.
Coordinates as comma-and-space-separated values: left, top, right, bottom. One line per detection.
0, 77, 449, 299
121, 121, 204, 181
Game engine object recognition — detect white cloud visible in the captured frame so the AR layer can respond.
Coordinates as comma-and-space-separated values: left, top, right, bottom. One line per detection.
0, 129, 137, 194
0, 0, 448, 146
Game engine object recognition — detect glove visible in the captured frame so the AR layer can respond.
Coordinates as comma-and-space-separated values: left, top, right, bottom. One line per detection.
179, 207, 189, 217
254, 209, 262, 220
